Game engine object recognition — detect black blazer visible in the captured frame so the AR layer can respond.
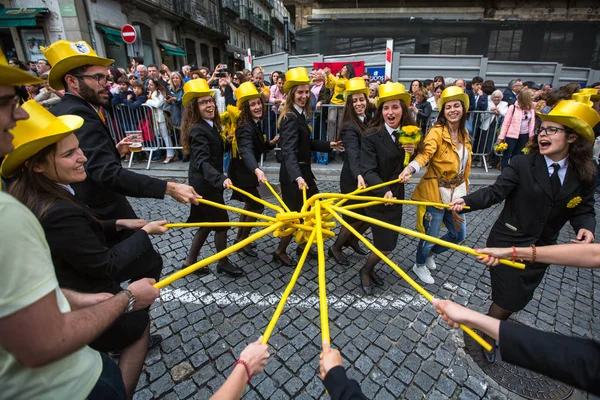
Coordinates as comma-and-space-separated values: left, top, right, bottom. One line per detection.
39, 198, 154, 294
51, 94, 166, 220
360, 126, 407, 199
323, 366, 367, 400
463, 153, 596, 247
339, 120, 366, 193
229, 120, 273, 187
279, 108, 330, 185
502, 88, 517, 106
188, 119, 228, 194
499, 320, 600, 395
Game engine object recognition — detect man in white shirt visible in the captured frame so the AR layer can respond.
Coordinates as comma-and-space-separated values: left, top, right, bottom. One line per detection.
0, 50, 160, 399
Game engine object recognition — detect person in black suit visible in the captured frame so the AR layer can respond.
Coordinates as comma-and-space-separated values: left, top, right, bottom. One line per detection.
359, 82, 417, 295
450, 98, 599, 362
180, 79, 242, 277
319, 341, 367, 399
7, 121, 168, 398
433, 240, 600, 395
228, 82, 279, 256
43, 41, 200, 223
328, 77, 371, 265
502, 78, 522, 106
272, 67, 342, 266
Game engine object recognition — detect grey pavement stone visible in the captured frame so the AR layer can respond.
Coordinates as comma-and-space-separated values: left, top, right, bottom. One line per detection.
129, 183, 600, 399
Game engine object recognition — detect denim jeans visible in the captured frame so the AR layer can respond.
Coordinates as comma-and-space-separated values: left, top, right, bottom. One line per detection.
416, 206, 467, 266
87, 353, 126, 400
501, 134, 529, 170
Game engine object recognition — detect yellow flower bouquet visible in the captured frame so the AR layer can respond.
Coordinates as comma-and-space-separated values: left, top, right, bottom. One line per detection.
397, 125, 422, 166
494, 142, 508, 153
566, 196, 582, 208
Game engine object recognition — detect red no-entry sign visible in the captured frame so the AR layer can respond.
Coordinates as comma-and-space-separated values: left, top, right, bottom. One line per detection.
121, 24, 137, 44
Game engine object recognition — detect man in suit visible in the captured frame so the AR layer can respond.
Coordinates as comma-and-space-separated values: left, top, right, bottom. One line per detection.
0, 47, 159, 399
502, 78, 522, 105
43, 40, 200, 222
465, 76, 488, 112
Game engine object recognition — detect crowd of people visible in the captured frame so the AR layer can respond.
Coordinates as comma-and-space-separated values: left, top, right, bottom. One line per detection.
2, 38, 600, 398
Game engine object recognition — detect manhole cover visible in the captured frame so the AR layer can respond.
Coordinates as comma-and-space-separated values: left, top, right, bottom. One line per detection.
463, 330, 573, 399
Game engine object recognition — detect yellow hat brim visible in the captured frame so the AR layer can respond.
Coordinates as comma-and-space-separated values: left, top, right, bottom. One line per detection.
376, 93, 411, 108
438, 93, 470, 113
0, 66, 43, 86
236, 93, 261, 109
283, 79, 310, 94
1, 115, 84, 178
48, 55, 114, 90
536, 113, 595, 143
182, 89, 216, 107
343, 88, 370, 102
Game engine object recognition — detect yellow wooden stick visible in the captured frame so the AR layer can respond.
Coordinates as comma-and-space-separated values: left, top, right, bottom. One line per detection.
325, 205, 493, 352
230, 184, 283, 213
325, 193, 471, 210
302, 185, 307, 205
153, 222, 284, 289
330, 178, 402, 208
330, 205, 524, 269
264, 180, 291, 213
315, 201, 330, 344
165, 222, 272, 229
341, 201, 385, 211
262, 229, 317, 344
196, 197, 277, 222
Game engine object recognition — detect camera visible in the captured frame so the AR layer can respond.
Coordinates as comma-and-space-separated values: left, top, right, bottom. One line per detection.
216, 68, 228, 78
253, 81, 262, 89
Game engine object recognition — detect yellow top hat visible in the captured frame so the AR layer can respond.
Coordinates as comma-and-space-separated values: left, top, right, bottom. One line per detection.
284, 67, 310, 94
376, 82, 410, 107
1, 101, 84, 178
182, 78, 216, 107
572, 93, 594, 107
42, 40, 114, 90
0, 48, 42, 86
578, 88, 600, 102
438, 86, 470, 112
235, 81, 261, 109
537, 98, 600, 144
343, 77, 369, 102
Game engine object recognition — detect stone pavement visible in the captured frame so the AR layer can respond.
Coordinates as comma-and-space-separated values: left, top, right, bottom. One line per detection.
131, 181, 600, 400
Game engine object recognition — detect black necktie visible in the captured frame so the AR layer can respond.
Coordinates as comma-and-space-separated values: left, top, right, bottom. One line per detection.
551, 163, 561, 197
256, 120, 262, 132
392, 130, 400, 142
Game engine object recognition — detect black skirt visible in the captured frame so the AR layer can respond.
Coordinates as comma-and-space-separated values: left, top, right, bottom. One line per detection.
365, 202, 403, 252
187, 189, 229, 232
230, 186, 263, 211
490, 261, 549, 312
339, 180, 367, 225
281, 181, 319, 212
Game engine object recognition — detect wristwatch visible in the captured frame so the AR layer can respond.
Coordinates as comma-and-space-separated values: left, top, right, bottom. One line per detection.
122, 289, 136, 313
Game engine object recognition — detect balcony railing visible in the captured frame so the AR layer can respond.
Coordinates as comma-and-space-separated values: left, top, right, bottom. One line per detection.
144, 0, 223, 34
222, 0, 240, 15
240, 5, 274, 37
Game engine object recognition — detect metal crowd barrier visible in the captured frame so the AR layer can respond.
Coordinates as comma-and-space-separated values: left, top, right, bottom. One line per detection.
106, 104, 183, 170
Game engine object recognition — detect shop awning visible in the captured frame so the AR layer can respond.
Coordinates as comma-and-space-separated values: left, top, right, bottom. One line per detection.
0, 7, 48, 27
97, 26, 125, 44
158, 41, 186, 57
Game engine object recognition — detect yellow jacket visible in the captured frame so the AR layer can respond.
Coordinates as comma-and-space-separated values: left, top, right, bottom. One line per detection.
325, 74, 348, 105
411, 125, 472, 207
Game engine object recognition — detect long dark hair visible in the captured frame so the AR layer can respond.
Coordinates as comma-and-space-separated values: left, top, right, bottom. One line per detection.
435, 100, 470, 144
149, 78, 168, 97
529, 129, 596, 183
237, 97, 264, 129
181, 97, 222, 154
8, 143, 79, 219
343, 64, 356, 79
337, 92, 369, 141
368, 98, 416, 132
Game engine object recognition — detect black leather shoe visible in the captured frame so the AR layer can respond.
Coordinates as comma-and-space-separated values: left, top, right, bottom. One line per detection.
370, 271, 384, 286
183, 262, 210, 276
271, 251, 292, 267
347, 240, 368, 255
217, 261, 244, 277
328, 247, 350, 266
359, 267, 373, 295
237, 243, 258, 257
297, 246, 317, 259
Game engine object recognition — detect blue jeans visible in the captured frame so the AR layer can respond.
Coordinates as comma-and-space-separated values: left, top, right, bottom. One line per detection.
416, 206, 467, 266
87, 353, 126, 400
501, 134, 529, 170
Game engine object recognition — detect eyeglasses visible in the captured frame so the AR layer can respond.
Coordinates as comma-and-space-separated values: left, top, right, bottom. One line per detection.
537, 126, 566, 136
74, 74, 109, 86
198, 99, 214, 106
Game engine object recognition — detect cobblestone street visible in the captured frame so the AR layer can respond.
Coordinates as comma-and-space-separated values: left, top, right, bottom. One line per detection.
131, 181, 600, 400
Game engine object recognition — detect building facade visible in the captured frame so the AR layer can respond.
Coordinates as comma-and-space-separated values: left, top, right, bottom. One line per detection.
283, 0, 600, 69
0, 0, 294, 73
